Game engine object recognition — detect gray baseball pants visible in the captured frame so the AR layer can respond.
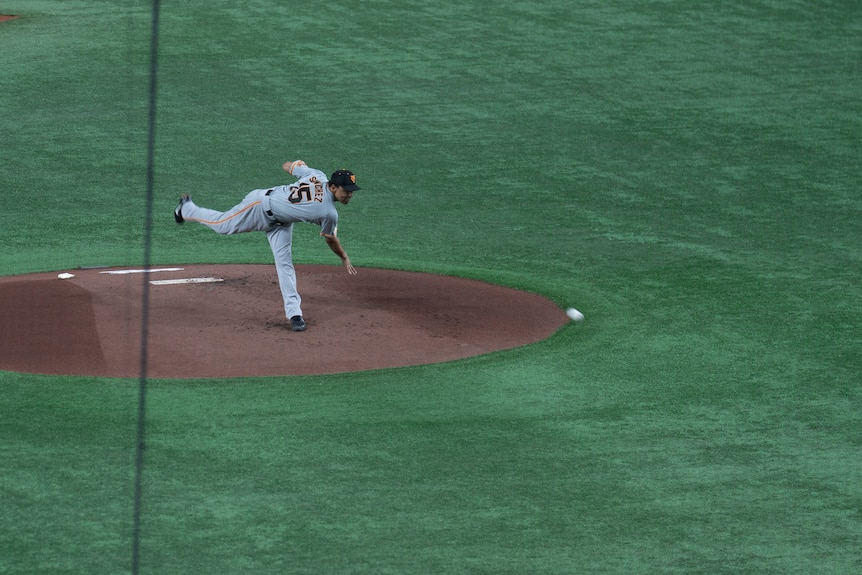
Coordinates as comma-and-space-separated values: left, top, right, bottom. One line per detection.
182, 189, 302, 319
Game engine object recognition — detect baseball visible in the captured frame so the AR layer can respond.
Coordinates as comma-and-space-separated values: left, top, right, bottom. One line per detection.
566, 307, 584, 321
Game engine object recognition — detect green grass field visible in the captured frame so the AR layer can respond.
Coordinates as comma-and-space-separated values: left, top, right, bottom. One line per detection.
1, 1, 860, 573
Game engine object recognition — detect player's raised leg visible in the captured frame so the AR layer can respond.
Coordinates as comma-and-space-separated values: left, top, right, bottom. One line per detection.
176, 189, 272, 234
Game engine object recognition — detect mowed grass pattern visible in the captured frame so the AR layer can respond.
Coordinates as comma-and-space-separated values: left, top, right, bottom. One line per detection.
1, 1, 860, 573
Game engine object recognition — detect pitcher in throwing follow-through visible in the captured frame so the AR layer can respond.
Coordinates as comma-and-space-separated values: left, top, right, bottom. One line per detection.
174, 160, 361, 332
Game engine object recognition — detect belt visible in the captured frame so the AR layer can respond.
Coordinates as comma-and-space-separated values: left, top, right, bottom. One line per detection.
263, 189, 281, 224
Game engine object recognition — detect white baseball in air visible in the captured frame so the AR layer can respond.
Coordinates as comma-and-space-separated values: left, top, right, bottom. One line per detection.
566, 307, 584, 322
58, 273, 75, 280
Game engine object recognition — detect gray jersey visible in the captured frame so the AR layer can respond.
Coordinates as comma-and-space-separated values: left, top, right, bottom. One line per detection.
266, 164, 339, 236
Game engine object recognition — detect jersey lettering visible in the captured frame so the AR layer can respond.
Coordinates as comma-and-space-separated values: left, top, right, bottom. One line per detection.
288, 177, 326, 204
311, 177, 325, 202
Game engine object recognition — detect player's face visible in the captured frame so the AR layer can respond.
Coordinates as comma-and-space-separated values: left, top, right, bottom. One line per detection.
333, 186, 354, 204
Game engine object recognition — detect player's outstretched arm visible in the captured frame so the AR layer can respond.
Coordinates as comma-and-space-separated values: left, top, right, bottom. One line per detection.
282, 160, 306, 174
323, 233, 358, 275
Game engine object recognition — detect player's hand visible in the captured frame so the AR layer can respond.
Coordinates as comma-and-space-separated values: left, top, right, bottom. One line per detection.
342, 256, 358, 276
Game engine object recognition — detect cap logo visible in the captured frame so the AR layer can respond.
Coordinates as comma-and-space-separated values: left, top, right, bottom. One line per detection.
350, 174, 356, 184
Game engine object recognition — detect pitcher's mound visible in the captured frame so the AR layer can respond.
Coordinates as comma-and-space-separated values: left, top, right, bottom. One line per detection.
0, 265, 568, 378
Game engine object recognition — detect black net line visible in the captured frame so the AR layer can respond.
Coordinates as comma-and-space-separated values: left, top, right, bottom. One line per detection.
132, 0, 161, 573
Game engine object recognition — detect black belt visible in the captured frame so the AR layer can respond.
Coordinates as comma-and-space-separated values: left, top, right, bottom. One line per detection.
263, 189, 284, 225
264, 189, 276, 218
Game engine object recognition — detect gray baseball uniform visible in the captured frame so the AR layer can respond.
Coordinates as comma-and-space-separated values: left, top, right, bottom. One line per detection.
180, 163, 339, 320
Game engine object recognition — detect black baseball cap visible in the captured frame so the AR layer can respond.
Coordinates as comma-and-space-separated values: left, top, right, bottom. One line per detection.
330, 169, 361, 192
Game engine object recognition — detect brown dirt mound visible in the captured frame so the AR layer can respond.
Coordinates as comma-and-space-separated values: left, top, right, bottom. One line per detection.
0, 265, 568, 378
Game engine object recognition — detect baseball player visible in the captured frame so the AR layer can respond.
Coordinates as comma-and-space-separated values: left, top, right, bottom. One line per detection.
173, 160, 360, 332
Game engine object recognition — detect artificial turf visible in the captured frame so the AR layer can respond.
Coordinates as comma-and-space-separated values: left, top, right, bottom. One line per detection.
1, 1, 860, 573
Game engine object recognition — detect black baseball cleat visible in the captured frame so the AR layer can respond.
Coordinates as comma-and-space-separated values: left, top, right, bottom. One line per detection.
289, 315, 307, 332
174, 194, 191, 224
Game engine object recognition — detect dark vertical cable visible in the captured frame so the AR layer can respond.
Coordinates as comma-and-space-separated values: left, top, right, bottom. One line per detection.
132, 0, 161, 573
